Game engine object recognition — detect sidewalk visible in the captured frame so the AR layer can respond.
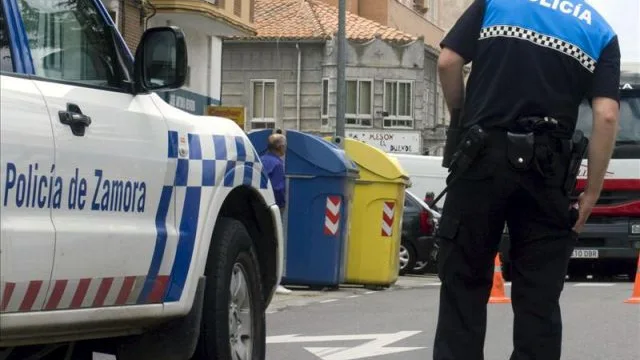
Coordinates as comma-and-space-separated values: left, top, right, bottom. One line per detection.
267, 274, 439, 313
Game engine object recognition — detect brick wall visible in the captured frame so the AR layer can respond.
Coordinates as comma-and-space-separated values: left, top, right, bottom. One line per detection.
122, 0, 144, 52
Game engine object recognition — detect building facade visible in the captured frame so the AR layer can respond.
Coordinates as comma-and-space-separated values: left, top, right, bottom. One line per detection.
144, 0, 256, 114
100, 0, 149, 52
222, 0, 453, 154
317, 0, 474, 154
100, 0, 256, 115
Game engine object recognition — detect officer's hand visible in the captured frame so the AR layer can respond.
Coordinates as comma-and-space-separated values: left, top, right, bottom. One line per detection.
572, 192, 599, 233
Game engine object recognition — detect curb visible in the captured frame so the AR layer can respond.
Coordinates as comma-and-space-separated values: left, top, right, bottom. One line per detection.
266, 275, 440, 314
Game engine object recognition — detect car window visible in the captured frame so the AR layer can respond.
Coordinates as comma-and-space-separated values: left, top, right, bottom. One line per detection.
0, 5, 13, 72
404, 195, 420, 212
16, 0, 128, 89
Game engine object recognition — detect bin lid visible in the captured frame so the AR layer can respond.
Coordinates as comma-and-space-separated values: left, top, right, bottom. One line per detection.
286, 130, 359, 177
325, 137, 410, 183
247, 129, 273, 157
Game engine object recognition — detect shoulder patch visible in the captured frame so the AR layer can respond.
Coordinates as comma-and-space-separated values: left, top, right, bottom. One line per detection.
481, 0, 617, 69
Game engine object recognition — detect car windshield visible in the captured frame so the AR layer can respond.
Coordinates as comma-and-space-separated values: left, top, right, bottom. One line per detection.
575, 90, 640, 144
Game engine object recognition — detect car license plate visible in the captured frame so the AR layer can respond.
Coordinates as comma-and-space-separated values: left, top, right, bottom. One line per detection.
571, 249, 599, 259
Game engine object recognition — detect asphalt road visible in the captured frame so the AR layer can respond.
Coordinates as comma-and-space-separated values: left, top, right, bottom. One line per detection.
266, 280, 640, 360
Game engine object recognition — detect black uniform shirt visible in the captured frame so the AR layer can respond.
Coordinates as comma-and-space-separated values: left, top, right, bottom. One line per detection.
441, 0, 622, 134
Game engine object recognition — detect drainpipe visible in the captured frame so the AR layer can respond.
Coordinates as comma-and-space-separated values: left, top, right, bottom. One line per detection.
296, 43, 302, 130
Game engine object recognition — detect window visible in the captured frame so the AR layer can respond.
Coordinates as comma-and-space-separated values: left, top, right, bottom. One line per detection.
320, 79, 329, 120
251, 80, 276, 129
234, 0, 242, 16
403, 196, 420, 213
346, 79, 373, 127
383, 80, 413, 128
16, 0, 129, 89
0, 5, 13, 72
577, 95, 640, 143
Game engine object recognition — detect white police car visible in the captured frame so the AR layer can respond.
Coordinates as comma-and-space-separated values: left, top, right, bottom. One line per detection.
0, 1, 283, 359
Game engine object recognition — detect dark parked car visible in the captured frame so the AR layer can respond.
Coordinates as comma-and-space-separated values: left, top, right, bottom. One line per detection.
399, 190, 439, 275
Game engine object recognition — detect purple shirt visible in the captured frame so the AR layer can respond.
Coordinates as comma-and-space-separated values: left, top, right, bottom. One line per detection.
260, 152, 286, 208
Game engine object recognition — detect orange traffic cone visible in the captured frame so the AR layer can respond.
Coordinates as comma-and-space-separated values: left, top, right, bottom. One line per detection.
624, 254, 640, 304
489, 255, 511, 304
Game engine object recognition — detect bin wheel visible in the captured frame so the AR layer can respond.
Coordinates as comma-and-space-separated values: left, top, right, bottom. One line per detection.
399, 242, 417, 276
192, 218, 266, 360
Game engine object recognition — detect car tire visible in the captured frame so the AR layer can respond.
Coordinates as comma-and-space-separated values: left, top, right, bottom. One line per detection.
399, 242, 417, 276
192, 218, 266, 360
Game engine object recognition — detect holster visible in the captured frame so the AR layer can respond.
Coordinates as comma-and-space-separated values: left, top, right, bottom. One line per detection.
447, 125, 487, 182
563, 130, 589, 195
506, 132, 535, 171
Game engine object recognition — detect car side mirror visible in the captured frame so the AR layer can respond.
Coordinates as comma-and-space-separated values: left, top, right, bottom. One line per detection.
133, 26, 188, 94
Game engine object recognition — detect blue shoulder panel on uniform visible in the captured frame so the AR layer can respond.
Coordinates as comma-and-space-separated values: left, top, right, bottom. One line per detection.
482, 0, 615, 61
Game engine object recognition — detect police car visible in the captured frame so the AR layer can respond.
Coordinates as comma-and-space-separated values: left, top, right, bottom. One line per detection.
0, 1, 283, 359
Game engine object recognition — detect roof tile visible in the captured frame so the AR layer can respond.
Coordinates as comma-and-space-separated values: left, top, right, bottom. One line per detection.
230, 0, 418, 43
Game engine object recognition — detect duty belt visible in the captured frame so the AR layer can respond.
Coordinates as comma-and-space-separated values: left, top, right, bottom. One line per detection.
428, 116, 580, 209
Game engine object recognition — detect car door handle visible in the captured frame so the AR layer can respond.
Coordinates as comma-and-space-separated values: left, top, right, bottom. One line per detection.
59, 103, 91, 136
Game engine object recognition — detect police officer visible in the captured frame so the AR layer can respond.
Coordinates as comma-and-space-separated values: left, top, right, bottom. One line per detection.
433, 0, 620, 359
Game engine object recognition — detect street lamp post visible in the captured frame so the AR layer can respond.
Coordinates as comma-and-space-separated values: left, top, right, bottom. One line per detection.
335, 0, 346, 146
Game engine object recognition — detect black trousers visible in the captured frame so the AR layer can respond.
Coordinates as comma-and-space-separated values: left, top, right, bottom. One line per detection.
432, 146, 577, 360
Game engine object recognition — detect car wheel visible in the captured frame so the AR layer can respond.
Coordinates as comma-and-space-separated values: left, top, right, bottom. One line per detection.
399, 242, 417, 276
192, 218, 266, 360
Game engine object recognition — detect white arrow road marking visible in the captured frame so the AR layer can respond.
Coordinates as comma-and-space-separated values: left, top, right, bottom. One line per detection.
268, 334, 378, 343
307, 347, 349, 357
267, 331, 426, 360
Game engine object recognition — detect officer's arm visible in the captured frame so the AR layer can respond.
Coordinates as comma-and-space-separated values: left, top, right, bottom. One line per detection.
585, 37, 621, 199
437, 0, 485, 114
438, 49, 466, 116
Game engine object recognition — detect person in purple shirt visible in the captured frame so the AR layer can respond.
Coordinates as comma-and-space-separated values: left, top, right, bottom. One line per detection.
260, 133, 291, 294
260, 133, 287, 211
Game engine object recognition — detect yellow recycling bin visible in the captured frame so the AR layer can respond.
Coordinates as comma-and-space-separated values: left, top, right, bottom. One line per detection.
325, 137, 410, 286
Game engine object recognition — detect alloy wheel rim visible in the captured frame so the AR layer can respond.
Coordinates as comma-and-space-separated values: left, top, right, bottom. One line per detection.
229, 263, 253, 360
399, 245, 409, 269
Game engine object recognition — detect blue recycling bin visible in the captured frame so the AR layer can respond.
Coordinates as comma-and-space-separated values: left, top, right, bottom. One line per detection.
248, 130, 359, 286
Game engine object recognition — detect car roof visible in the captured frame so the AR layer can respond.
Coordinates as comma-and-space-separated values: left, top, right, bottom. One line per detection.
405, 189, 441, 219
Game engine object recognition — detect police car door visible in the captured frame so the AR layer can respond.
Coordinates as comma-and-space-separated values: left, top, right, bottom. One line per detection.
0, 3, 55, 314
14, 0, 173, 309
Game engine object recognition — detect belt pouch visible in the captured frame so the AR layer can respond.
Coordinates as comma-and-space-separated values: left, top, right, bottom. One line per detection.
506, 131, 534, 170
